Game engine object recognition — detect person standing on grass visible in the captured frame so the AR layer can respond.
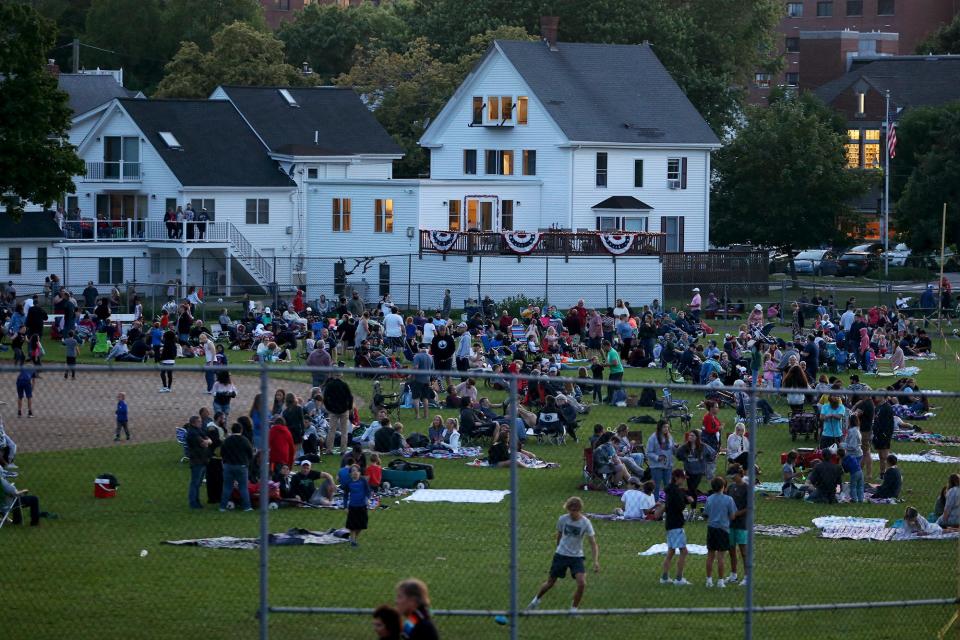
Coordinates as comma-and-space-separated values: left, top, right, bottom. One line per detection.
202, 333, 217, 394
62, 330, 78, 380
396, 578, 439, 640
601, 340, 623, 405
646, 420, 675, 497
185, 415, 212, 509
725, 464, 750, 586
703, 476, 737, 588
527, 496, 600, 612
220, 423, 254, 512
701, 400, 722, 479
211, 370, 237, 417
15, 364, 35, 418
658, 468, 693, 585
873, 394, 895, 480
818, 394, 846, 450
343, 464, 371, 547
411, 345, 434, 420
159, 328, 177, 393
114, 392, 129, 442
323, 373, 354, 454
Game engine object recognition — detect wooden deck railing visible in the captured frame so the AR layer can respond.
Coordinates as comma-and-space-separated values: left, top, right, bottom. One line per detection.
419, 230, 665, 257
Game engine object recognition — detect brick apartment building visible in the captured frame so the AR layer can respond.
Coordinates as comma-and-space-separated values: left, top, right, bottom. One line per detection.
260, 0, 371, 29
750, 0, 959, 103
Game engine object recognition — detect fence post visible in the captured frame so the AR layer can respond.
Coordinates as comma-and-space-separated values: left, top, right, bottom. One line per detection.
745, 389, 759, 640
780, 280, 786, 323
544, 257, 549, 306
407, 254, 412, 311
259, 366, 271, 640
508, 377, 520, 640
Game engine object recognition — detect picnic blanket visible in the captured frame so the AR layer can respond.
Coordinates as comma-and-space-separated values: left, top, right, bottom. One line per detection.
819, 525, 897, 541
870, 450, 960, 464
165, 528, 350, 550
466, 459, 558, 469
639, 543, 708, 556
754, 524, 809, 538
893, 430, 960, 447
585, 513, 655, 522
754, 482, 785, 494
403, 447, 483, 460
812, 516, 888, 529
608, 488, 706, 503
403, 489, 510, 504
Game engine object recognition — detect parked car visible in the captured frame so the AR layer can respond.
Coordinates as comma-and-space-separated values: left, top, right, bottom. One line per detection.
791, 249, 839, 275
837, 243, 884, 276
768, 249, 795, 274
885, 243, 911, 267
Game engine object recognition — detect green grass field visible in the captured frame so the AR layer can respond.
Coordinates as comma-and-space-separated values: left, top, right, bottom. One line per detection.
3, 324, 959, 639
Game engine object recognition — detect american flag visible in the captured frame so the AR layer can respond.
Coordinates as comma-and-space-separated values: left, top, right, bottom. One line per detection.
887, 103, 898, 159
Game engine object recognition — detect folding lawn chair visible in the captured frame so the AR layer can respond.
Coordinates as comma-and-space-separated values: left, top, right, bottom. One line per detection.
175, 427, 189, 463
91, 332, 111, 357
0, 494, 21, 529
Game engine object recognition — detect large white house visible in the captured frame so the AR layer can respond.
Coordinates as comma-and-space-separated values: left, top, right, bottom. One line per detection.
304, 38, 720, 307
7, 38, 719, 309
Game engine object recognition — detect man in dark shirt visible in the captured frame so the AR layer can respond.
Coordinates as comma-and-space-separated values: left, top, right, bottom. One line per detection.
430, 324, 456, 390
807, 458, 841, 503
220, 423, 254, 512
914, 330, 932, 354
853, 395, 876, 478
373, 423, 404, 453
660, 469, 693, 584
185, 415, 212, 509
870, 454, 902, 499
801, 335, 819, 380
873, 395, 895, 478
82, 282, 99, 312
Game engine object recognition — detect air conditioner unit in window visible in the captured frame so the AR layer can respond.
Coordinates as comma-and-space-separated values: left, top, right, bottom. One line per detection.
667, 179, 681, 189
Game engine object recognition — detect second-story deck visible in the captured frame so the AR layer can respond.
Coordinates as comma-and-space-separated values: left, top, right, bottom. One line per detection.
419, 229, 665, 258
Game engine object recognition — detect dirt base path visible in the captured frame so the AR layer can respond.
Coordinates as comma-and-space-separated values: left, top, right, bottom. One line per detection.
1, 369, 315, 453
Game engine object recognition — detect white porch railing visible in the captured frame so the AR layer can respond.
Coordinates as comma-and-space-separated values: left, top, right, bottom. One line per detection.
84, 161, 141, 182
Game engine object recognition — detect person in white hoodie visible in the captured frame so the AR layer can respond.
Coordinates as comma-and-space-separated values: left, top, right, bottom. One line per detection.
440, 420, 461, 453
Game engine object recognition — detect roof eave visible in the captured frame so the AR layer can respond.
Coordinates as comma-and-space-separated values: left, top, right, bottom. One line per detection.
563, 140, 721, 150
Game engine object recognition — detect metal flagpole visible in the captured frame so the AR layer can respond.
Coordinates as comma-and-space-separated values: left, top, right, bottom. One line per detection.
884, 90, 891, 278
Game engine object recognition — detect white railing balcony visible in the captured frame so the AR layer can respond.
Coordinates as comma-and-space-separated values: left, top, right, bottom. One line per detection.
61, 219, 227, 243
84, 161, 141, 182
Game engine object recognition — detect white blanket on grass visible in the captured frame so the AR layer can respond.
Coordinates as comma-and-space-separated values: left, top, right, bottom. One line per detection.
639, 543, 708, 556
403, 489, 510, 504
870, 451, 960, 464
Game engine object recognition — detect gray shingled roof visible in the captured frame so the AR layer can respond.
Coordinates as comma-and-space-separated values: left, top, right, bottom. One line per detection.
815, 56, 960, 110
118, 99, 295, 188
592, 196, 654, 210
220, 86, 403, 157
494, 40, 719, 146
0, 211, 63, 239
58, 74, 137, 116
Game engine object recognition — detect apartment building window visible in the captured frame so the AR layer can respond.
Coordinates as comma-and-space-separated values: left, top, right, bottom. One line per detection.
332, 198, 351, 232
98, 257, 123, 284
522, 150, 536, 176
846, 0, 863, 15
472, 97, 483, 125
786, 72, 800, 86
667, 157, 688, 189
845, 129, 861, 168
754, 72, 771, 88
36, 247, 47, 272
8, 248, 21, 275
501, 200, 514, 231
448, 200, 461, 231
660, 216, 685, 253
485, 150, 513, 175
245, 198, 269, 224
634, 159, 644, 188
464, 149, 477, 175
374, 198, 394, 233
785, 36, 800, 53
595, 152, 608, 187
517, 96, 528, 124
487, 95, 500, 121
276, 0, 290, 9
877, 0, 894, 14
190, 198, 215, 220
816, 1, 833, 16
786, 2, 803, 17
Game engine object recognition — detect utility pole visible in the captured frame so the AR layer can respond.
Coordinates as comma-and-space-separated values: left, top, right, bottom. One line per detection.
883, 89, 891, 278
72, 38, 79, 73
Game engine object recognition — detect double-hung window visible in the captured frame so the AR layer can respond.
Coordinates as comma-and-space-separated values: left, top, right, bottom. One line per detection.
332, 198, 351, 232
245, 199, 268, 224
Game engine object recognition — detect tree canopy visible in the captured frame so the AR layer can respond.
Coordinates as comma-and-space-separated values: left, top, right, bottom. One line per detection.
711, 90, 868, 251
0, 3, 85, 217
915, 13, 960, 55
154, 21, 308, 99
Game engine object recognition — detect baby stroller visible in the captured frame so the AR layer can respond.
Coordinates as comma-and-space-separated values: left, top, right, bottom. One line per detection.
659, 389, 692, 431
749, 322, 777, 345
371, 380, 401, 418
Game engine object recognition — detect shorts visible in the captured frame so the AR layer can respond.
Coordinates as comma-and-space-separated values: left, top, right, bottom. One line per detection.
872, 435, 891, 450
435, 358, 452, 372
666, 528, 687, 550
707, 526, 730, 552
16, 382, 32, 399
66, 356, 76, 366
345, 505, 368, 531
588, 337, 601, 350
411, 381, 432, 400
729, 528, 748, 546
549, 553, 585, 579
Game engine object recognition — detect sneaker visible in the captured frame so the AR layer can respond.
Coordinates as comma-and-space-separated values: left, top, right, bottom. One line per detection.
27, 412, 33, 418
350, 540, 358, 547
218, 508, 227, 513
5, 463, 18, 470
717, 579, 726, 589
243, 508, 254, 512
739, 578, 748, 587
705, 578, 714, 588
527, 598, 540, 610
727, 572, 738, 583
659, 576, 672, 585
674, 578, 691, 586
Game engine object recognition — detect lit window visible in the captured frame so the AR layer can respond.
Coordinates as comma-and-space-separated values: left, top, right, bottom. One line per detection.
472, 97, 483, 125
501, 150, 513, 176
332, 198, 351, 232
448, 201, 461, 231
857, 92, 865, 116
522, 150, 536, 176
517, 96, 528, 125
487, 96, 499, 121
846, 130, 861, 168
816, 1, 833, 17
278, 88, 298, 107
786, 2, 803, 17
374, 199, 393, 233
500, 96, 513, 122
158, 131, 181, 149
864, 130, 881, 169
754, 72, 771, 88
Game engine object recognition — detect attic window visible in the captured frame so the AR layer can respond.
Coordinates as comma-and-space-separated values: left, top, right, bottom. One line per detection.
158, 131, 181, 149
278, 88, 299, 107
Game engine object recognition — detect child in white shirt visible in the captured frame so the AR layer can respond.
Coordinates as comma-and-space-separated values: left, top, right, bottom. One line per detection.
619, 478, 656, 519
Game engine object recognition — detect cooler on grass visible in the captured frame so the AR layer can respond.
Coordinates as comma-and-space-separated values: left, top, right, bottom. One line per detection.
94, 476, 118, 499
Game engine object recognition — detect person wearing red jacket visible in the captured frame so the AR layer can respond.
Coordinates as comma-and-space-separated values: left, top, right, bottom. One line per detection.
268, 418, 295, 471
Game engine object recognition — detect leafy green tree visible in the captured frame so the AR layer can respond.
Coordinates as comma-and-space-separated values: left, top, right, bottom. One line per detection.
82, 0, 166, 90
278, 2, 409, 82
711, 90, 868, 264
155, 22, 308, 99
406, 0, 540, 62
915, 13, 960, 54
0, 4, 85, 216
27, 0, 92, 71
161, 0, 266, 53
894, 104, 960, 251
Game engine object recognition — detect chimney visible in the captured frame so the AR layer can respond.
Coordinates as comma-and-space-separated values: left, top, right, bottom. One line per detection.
46, 58, 60, 77
540, 16, 559, 51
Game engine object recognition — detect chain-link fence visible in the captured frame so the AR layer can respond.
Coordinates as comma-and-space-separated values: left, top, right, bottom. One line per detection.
2, 359, 958, 639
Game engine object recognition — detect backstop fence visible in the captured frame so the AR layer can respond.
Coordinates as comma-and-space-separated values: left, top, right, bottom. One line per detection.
2, 362, 958, 639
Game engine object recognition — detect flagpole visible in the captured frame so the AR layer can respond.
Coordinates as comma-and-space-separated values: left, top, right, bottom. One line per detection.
884, 89, 890, 278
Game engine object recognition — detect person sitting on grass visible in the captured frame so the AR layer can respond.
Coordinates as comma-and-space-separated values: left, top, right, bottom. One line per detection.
901, 506, 943, 537
806, 456, 841, 504
617, 478, 657, 519
365, 453, 383, 490
527, 496, 600, 612
487, 423, 535, 468
868, 454, 902, 500
291, 460, 335, 507
936, 473, 960, 529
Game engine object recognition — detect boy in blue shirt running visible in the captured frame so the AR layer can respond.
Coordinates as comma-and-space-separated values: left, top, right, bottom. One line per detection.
114, 392, 130, 442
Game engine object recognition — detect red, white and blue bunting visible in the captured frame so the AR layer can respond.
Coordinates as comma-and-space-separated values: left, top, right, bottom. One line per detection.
599, 233, 635, 255
501, 231, 542, 255
428, 231, 460, 252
